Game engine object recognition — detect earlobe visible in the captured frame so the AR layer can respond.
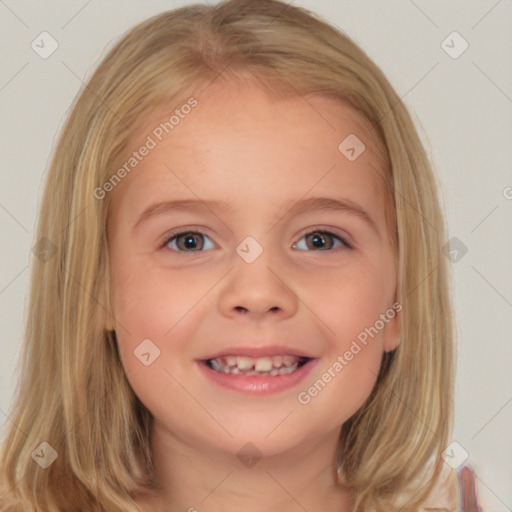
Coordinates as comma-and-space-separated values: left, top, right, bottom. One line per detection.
104, 311, 116, 332
104, 302, 116, 331
383, 308, 401, 352
103, 284, 116, 331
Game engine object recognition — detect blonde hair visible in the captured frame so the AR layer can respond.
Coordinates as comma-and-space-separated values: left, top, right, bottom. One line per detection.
0, 1, 456, 510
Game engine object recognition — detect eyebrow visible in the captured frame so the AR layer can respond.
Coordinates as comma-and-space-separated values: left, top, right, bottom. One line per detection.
134, 196, 379, 234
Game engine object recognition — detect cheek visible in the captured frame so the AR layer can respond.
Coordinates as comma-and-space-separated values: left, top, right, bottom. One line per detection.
110, 254, 210, 366
113, 252, 207, 327
109, 259, 207, 412
296, 271, 387, 425
304, 267, 392, 421
303, 262, 392, 342
296, 359, 381, 432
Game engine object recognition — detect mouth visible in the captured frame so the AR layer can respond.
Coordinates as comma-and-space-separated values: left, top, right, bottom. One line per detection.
196, 345, 318, 394
203, 354, 311, 376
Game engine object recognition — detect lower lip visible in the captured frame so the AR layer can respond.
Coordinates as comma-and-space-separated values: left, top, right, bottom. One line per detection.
196, 359, 318, 395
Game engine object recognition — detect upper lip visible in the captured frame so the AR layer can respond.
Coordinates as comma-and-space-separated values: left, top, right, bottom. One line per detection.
200, 345, 317, 360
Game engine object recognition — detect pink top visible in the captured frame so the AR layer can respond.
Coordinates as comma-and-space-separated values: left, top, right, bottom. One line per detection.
392, 461, 483, 511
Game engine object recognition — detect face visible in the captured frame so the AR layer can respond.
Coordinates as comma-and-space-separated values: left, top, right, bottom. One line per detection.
106, 79, 400, 459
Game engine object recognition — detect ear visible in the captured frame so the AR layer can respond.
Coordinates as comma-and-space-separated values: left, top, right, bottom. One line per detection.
104, 312, 116, 332
101, 283, 116, 332
383, 301, 401, 352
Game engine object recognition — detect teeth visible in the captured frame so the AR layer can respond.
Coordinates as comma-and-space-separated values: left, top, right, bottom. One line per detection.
225, 355, 237, 366
207, 354, 306, 375
209, 358, 221, 371
283, 355, 296, 366
236, 356, 254, 370
255, 357, 273, 372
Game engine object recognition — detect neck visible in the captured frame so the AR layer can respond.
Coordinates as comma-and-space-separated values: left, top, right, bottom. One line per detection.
134, 420, 354, 512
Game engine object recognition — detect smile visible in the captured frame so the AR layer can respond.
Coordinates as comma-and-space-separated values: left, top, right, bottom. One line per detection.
198, 355, 317, 395
206, 355, 309, 375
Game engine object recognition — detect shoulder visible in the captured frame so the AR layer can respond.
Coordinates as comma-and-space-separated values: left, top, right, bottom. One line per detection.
390, 459, 460, 512
418, 462, 460, 511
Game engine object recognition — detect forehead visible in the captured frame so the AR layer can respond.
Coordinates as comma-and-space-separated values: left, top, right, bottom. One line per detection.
152, 81, 383, 158
109, 80, 389, 222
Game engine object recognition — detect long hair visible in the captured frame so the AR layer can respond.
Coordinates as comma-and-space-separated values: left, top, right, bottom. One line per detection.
0, 1, 456, 510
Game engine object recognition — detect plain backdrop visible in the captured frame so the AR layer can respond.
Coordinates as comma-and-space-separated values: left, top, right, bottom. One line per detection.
0, 1, 511, 509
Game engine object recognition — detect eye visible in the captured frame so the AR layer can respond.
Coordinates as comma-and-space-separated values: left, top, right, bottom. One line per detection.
162, 230, 215, 253
293, 229, 352, 252
160, 228, 352, 255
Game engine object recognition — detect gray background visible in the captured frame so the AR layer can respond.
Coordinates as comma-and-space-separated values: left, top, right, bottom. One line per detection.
1, 1, 511, 509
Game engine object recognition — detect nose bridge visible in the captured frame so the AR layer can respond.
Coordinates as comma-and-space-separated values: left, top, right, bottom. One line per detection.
218, 233, 298, 316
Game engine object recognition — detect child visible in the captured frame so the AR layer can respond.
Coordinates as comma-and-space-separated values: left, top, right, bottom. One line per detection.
0, 1, 484, 510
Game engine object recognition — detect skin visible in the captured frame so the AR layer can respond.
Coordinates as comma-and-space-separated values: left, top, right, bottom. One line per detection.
106, 79, 401, 512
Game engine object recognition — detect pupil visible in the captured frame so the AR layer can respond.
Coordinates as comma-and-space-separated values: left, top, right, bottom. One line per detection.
311, 233, 325, 249
181, 233, 201, 250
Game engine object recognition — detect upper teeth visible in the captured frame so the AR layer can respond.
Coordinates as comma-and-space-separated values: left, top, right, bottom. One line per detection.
208, 355, 302, 374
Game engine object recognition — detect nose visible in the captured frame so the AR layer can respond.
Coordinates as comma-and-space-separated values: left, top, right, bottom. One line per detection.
217, 248, 299, 320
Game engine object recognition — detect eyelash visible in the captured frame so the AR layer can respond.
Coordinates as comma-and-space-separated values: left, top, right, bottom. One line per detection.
159, 228, 353, 255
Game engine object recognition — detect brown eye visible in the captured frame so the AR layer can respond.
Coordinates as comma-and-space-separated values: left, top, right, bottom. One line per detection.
294, 230, 351, 251
306, 231, 334, 250
164, 231, 214, 252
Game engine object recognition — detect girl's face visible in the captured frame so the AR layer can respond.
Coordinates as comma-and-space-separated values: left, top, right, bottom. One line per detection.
107, 80, 400, 460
